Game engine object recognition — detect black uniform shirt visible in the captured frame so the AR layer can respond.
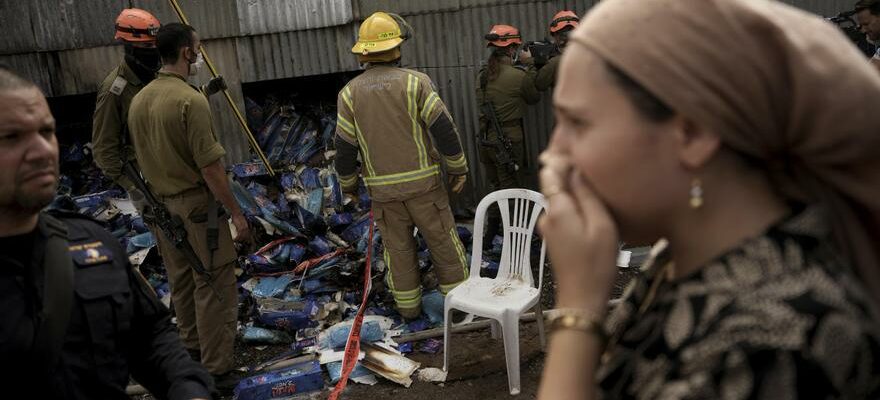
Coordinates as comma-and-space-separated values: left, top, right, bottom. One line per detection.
0, 230, 40, 367
0, 211, 214, 400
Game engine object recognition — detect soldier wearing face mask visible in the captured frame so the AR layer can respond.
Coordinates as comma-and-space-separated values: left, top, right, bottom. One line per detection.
92, 9, 225, 212
126, 22, 251, 393
92, 9, 162, 198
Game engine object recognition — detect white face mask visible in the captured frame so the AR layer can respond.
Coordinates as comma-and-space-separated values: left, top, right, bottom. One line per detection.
189, 52, 204, 76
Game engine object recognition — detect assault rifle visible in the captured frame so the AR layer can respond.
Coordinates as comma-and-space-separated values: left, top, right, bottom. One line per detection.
479, 100, 520, 177
122, 161, 223, 301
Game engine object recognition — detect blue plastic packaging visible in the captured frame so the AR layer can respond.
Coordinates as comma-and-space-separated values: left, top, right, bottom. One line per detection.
234, 360, 323, 400
324, 320, 385, 350
252, 276, 293, 299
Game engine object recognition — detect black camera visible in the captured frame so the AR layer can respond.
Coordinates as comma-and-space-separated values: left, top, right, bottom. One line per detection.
524, 40, 559, 67
827, 11, 877, 58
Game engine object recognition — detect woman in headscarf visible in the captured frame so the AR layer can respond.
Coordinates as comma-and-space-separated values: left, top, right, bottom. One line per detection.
536, 0, 880, 399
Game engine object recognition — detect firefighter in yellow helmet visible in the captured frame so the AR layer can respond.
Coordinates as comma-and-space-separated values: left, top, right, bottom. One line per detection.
476, 24, 540, 246
535, 10, 580, 91
335, 12, 470, 319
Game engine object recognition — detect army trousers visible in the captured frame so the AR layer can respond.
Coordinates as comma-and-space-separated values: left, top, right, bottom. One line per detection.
479, 139, 526, 244
373, 185, 469, 319
156, 187, 238, 375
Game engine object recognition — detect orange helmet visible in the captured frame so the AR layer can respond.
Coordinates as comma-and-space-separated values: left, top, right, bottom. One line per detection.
114, 8, 160, 46
549, 10, 579, 33
485, 25, 522, 48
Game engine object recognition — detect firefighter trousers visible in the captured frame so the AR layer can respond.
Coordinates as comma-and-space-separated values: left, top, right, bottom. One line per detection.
155, 187, 238, 375
373, 185, 469, 319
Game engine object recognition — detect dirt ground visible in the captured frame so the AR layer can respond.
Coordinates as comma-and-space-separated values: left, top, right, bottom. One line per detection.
135, 251, 646, 400
337, 323, 547, 400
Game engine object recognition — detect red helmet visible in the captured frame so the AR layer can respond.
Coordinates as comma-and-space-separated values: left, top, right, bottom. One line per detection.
114, 8, 160, 46
485, 24, 522, 48
549, 10, 579, 33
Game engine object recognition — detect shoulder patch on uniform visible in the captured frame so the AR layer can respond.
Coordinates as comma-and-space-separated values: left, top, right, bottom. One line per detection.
69, 241, 114, 266
109, 76, 128, 96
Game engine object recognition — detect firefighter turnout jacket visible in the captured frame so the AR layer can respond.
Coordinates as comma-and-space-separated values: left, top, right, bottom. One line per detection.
334, 65, 468, 201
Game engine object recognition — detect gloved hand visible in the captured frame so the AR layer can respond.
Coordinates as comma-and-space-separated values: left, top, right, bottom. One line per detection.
202, 75, 227, 96
449, 174, 467, 194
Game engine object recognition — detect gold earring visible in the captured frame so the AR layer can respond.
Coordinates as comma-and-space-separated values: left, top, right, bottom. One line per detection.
690, 178, 703, 209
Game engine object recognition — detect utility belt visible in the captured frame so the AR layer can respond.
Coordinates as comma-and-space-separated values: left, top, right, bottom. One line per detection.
158, 185, 226, 224
480, 121, 522, 148
159, 185, 208, 202
498, 119, 522, 128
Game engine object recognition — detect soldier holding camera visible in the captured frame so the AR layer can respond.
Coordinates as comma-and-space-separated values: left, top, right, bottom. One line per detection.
535, 11, 580, 91
476, 24, 540, 246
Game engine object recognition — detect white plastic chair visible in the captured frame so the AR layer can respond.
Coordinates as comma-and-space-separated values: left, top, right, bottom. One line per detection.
443, 189, 547, 395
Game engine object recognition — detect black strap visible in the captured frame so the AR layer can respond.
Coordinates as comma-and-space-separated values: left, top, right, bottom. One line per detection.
206, 200, 220, 269
115, 24, 158, 38
32, 215, 74, 368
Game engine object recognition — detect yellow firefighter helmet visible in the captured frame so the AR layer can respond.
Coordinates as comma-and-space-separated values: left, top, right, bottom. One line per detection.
352, 11, 412, 56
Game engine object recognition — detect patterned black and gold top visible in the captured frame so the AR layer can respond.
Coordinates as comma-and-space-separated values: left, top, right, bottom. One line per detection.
599, 206, 880, 399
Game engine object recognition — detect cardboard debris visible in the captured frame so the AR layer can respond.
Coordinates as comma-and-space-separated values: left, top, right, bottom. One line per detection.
360, 342, 421, 388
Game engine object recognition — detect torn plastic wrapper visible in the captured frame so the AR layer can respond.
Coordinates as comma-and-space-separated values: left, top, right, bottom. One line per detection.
308, 236, 334, 256
280, 172, 298, 192
323, 172, 344, 209
321, 320, 385, 350
305, 188, 324, 217
340, 214, 371, 244
299, 168, 322, 191
420, 291, 445, 325
242, 326, 292, 344
125, 232, 155, 254
72, 189, 123, 210
232, 162, 269, 179
328, 212, 353, 231
251, 276, 294, 298
326, 361, 376, 385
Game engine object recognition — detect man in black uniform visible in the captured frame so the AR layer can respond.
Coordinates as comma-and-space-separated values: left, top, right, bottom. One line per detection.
0, 67, 214, 399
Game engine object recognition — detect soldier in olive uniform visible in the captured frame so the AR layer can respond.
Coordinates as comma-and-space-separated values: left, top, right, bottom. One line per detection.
477, 24, 540, 245
92, 8, 162, 196
535, 11, 580, 92
93, 9, 225, 207
127, 23, 249, 391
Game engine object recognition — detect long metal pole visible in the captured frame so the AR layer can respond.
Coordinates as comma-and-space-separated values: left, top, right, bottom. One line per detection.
167, 0, 276, 177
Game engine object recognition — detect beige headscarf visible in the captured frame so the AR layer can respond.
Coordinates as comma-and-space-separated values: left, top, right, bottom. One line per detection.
572, 0, 880, 303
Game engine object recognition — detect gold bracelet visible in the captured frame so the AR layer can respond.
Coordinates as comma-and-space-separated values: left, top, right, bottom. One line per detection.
546, 308, 608, 345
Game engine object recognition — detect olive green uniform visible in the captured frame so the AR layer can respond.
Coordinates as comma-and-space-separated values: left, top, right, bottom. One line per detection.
92, 61, 147, 191
334, 65, 470, 318
476, 61, 540, 191
127, 72, 237, 375
535, 55, 560, 92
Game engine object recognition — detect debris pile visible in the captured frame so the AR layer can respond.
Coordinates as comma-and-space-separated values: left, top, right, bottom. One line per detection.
53, 98, 543, 398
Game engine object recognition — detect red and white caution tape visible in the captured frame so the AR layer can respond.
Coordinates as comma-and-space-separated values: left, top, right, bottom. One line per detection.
328, 209, 375, 400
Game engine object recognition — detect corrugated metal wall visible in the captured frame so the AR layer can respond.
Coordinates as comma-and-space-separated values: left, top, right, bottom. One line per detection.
0, 0, 861, 204
394, 0, 598, 205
